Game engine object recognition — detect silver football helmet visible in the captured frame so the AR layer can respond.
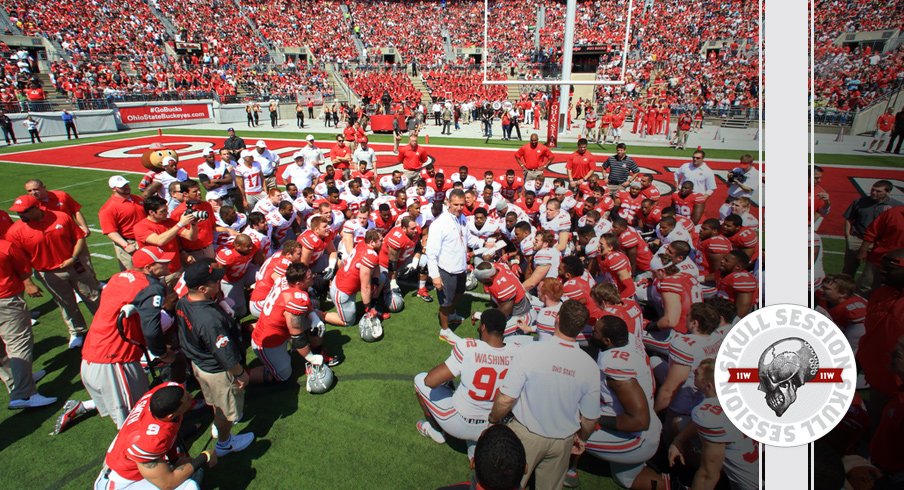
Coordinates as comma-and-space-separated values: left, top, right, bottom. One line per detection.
305, 364, 335, 394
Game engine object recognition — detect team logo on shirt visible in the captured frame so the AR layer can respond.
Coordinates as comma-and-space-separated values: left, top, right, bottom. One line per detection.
215, 335, 229, 349
714, 304, 856, 447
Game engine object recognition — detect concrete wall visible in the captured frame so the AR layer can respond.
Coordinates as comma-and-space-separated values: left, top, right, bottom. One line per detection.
851, 89, 904, 135
7, 110, 118, 139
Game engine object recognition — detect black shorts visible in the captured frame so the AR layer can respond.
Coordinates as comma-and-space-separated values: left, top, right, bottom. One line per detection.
437, 269, 466, 308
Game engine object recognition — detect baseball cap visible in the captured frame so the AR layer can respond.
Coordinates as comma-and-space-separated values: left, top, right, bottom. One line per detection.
555, 186, 568, 195
406, 197, 420, 208
183, 259, 226, 289
306, 134, 315, 141
495, 200, 508, 212
203, 148, 216, 156
226, 127, 235, 132
240, 150, 255, 159
255, 140, 267, 148
108, 175, 130, 189
132, 246, 176, 268
629, 181, 643, 189
292, 150, 306, 160
9, 194, 39, 212
358, 136, 368, 144
162, 156, 177, 166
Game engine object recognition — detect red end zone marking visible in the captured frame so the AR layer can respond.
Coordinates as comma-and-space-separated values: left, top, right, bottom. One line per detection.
3, 134, 897, 235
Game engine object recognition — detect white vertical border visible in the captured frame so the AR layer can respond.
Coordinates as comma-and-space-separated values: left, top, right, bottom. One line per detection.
763, 0, 812, 485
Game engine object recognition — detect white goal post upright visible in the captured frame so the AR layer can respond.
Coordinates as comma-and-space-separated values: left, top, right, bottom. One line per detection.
482, 0, 630, 135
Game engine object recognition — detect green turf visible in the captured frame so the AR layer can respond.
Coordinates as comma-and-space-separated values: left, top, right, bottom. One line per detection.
0, 161, 620, 489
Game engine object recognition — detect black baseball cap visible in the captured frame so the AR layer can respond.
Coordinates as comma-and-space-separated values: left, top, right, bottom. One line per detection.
183, 259, 225, 288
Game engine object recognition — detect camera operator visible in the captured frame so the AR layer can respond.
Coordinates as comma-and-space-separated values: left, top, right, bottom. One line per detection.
170, 180, 217, 262
726, 154, 759, 200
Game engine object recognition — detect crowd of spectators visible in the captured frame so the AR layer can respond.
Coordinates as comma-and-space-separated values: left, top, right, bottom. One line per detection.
813, 0, 904, 111
156, 0, 271, 67
233, 64, 333, 100
341, 67, 421, 105
6, 0, 168, 62
241, 0, 359, 64
347, 0, 445, 66
421, 68, 508, 102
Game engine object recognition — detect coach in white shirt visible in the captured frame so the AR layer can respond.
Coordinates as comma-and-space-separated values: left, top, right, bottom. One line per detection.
253, 139, 280, 190
489, 299, 601, 490
281, 151, 321, 190
426, 189, 478, 340
674, 149, 717, 198
352, 137, 376, 171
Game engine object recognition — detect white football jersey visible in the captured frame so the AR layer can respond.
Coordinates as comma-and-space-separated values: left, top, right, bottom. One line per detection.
668, 332, 724, 414
466, 216, 500, 241
445, 337, 519, 419
534, 302, 561, 338
379, 175, 408, 194
532, 247, 560, 279
214, 212, 246, 250
266, 209, 295, 245
233, 163, 263, 195
540, 210, 571, 233
244, 226, 273, 256
597, 343, 655, 426
692, 397, 759, 490
474, 180, 502, 196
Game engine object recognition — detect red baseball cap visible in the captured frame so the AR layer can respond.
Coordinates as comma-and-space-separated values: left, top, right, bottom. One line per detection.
358, 136, 368, 144
9, 194, 40, 213
132, 246, 176, 268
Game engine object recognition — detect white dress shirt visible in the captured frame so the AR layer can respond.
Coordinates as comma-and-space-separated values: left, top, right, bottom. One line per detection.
426, 211, 475, 277
253, 148, 280, 177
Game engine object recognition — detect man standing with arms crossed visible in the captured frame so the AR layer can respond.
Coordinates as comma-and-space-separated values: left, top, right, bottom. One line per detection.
514, 133, 554, 183
397, 135, 429, 183
489, 300, 601, 489
426, 190, 479, 343
603, 143, 640, 196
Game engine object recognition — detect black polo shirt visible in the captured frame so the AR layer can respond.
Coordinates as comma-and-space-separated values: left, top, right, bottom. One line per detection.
176, 296, 244, 374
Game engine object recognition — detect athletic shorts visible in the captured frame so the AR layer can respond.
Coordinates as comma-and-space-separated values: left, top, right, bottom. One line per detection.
252, 340, 292, 382
81, 360, 149, 428
586, 415, 661, 488
192, 364, 244, 423
437, 269, 466, 308
874, 129, 889, 140
414, 372, 488, 449
329, 282, 357, 326
642, 328, 676, 358
94, 468, 200, 490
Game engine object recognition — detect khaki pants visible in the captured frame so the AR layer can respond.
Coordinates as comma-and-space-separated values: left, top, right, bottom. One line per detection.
403, 169, 420, 183
508, 418, 573, 490
524, 169, 544, 183
0, 295, 36, 400
36, 263, 101, 336
113, 240, 136, 271
193, 364, 245, 423
842, 234, 863, 278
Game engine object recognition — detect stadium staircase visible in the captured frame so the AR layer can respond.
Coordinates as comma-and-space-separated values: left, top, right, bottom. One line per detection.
326, 66, 360, 105
147, 2, 178, 39
409, 74, 433, 105
720, 117, 749, 129
505, 77, 521, 101
232, 0, 282, 64
442, 28, 454, 62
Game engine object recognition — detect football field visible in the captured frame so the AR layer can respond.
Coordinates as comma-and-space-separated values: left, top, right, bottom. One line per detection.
0, 128, 896, 488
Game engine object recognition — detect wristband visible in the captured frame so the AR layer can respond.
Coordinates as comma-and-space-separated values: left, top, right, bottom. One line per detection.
176, 222, 186, 229
190, 452, 209, 472
599, 416, 618, 431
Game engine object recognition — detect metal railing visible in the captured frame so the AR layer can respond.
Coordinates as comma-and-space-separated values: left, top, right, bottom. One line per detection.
0, 98, 113, 113
811, 109, 855, 126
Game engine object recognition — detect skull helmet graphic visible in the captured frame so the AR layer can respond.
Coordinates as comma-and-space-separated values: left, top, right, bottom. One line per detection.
757, 338, 819, 417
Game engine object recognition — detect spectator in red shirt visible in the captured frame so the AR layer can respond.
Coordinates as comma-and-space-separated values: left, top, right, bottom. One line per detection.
5, 194, 101, 348
869, 108, 896, 153
170, 180, 217, 262
566, 138, 597, 190
99, 175, 146, 271
859, 206, 904, 295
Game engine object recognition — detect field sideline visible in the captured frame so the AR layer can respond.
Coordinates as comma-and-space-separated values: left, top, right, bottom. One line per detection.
0, 130, 889, 488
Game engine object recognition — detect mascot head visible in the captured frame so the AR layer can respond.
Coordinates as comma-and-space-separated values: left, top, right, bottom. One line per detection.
140, 143, 179, 172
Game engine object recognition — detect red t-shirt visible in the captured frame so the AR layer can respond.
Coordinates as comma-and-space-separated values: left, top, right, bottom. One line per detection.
515, 143, 553, 170
877, 113, 895, 132
252, 284, 312, 348
860, 287, 904, 396
0, 239, 30, 298
697, 235, 733, 276
133, 218, 182, 273
104, 383, 184, 481
331, 143, 352, 170
497, 175, 524, 201
298, 230, 330, 263
824, 295, 868, 328
611, 113, 626, 128
334, 242, 378, 295
170, 201, 216, 251
566, 151, 597, 180
716, 270, 758, 303
728, 227, 760, 261
640, 185, 661, 202
642, 207, 663, 228
379, 226, 416, 268
562, 276, 604, 322
397, 144, 428, 171
863, 207, 904, 264
216, 242, 259, 283
82, 271, 157, 364
0, 209, 13, 238
618, 228, 653, 272
98, 194, 146, 239
38, 190, 82, 217
6, 210, 84, 271
484, 264, 525, 306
